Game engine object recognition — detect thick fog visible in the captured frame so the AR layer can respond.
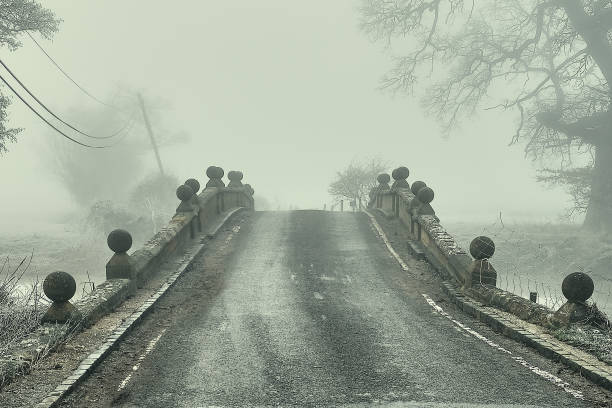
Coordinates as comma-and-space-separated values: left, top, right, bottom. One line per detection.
0, 0, 570, 233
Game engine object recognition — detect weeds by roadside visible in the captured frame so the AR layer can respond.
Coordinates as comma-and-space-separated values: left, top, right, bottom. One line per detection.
0, 252, 47, 357
552, 302, 612, 365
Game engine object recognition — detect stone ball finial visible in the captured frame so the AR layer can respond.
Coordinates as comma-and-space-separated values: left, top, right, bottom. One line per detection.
562, 272, 594, 303
245, 184, 254, 195
417, 187, 434, 204
185, 178, 200, 195
377, 174, 391, 184
411, 181, 427, 195
228, 171, 244, 187
205, 166, 226, 188
228, 170, 243, 181
206, 166, 224, 179
107, 229, 132, 254
176, 184, 194, 202
392, 167, 409, 180
470, 236, 495, 260
43, 271, 76, 303
391, 168, 400, 181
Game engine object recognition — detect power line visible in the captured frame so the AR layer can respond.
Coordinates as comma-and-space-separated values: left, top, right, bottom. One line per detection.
26, 32, 120, 111
0, 72, 118, 149
0, 58, 133, 140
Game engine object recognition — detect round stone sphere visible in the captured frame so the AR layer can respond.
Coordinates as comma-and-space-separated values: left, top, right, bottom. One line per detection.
391, 168, 400, 180
228, 170, 244, 181
185, 178, 200, 194
417, 187, 434, 204
107, 229, 133, 253
377, 174, 391, 184
176, 184, 194, 201
562, 272, 594, 303
206, 166, 224, 179
43, 271, 76, 303
411, 181, 427, 195
469, 236, 495, 260
393, 166, 409, 180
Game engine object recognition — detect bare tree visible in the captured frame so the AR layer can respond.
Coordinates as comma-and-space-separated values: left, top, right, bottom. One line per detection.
329, 158, 388, 208
361, 0, 612, 230
0, 1, 60, 153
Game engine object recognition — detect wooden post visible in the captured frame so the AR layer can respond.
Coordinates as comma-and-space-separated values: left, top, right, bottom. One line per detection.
137, 93, 165, 177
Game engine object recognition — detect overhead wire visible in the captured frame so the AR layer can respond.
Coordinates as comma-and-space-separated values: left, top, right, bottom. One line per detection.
0, 72, 117, 149
26, 31, 120, 112
0, 58, 134, 140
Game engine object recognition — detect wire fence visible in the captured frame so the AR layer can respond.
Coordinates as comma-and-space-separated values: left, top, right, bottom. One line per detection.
446, 214, 612, 317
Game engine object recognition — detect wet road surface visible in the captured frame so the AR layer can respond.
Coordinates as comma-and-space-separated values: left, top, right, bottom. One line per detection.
60, 211, 602, 407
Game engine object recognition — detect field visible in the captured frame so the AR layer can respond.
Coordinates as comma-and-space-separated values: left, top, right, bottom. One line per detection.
0, 222, 117, 302
444, 220, 612, 318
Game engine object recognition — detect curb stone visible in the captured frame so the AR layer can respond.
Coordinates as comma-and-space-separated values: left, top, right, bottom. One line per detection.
35, 207, 246, 408
441, 280, 612, 391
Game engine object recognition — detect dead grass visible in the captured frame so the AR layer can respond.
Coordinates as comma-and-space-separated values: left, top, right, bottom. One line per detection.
0, 253, 47, 357
553, 302, 612, 365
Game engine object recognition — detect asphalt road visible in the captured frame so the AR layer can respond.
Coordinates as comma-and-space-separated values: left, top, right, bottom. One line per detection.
60, 211, 604, 407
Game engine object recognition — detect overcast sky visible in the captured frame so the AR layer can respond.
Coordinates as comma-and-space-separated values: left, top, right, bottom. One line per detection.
0, 0, 571, 231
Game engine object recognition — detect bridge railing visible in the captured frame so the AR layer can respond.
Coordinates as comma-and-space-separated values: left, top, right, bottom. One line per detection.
367, 166, 601, 330
0, 166, 254, 389
368, 168, 488, 288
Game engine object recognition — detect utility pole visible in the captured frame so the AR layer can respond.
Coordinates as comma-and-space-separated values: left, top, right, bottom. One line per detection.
137, 93, 165, 176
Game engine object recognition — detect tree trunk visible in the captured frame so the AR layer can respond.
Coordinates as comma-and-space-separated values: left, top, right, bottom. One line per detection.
584, 141, 612, 232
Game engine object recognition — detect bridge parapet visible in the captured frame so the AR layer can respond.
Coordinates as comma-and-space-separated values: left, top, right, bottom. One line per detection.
0, 166, 254, 390
368, 166, 605, 331
368, 168, 494, 289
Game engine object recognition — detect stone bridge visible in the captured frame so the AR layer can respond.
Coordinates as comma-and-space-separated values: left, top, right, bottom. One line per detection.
1, 166, 610, 407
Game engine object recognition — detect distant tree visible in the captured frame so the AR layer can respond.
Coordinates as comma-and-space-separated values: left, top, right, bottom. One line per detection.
0, 0, 60, 154
361, 1, 612, 231
329, 158, 387, 208
46, 104, 142, 207
45, 89, 190, 209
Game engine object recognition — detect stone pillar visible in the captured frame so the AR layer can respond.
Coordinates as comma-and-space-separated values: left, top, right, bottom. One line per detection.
227, 171, 244, 207
553, 272, 595, 326
206, 166, 225, 213
467, 236, 497, 286
409, 180, 427, 233
106, 229, 135, 280
376, 174, 390, 208
176, 184, 197, 238
41, 271, 82, 324
185, 178, 202, 232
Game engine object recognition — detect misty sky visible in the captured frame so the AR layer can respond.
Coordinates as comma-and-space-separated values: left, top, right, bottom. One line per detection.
0, 0, 571, 231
